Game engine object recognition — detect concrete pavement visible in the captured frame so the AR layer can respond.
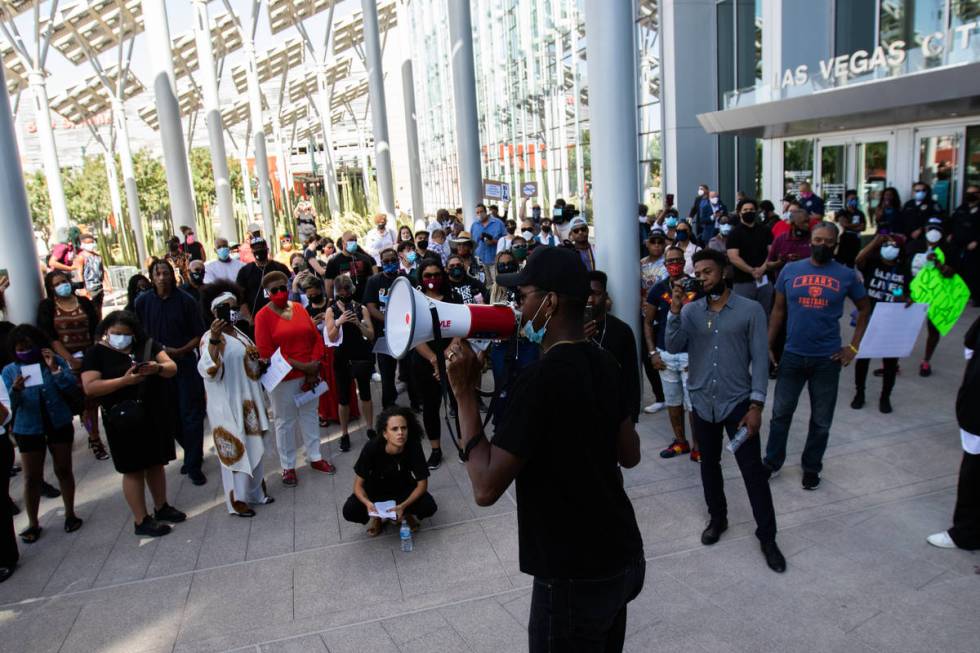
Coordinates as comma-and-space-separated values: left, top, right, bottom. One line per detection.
1, 308, 978, 652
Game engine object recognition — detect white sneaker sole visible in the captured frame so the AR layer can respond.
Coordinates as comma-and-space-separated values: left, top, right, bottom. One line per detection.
926, 532, 956, 549
643, 403, 665, 414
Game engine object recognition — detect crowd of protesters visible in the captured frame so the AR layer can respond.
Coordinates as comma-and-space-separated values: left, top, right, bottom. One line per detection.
0, 184, 976, 651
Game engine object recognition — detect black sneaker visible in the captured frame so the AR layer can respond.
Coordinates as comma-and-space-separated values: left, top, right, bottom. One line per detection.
427, 449, 442, 470
40, 480, 61, 499
135, 516, 171, 537
188, 470, 207, 486
879, 396, 893, 414
850, 390, 865, 409
154, 503, 187, 523
339, 434, 351, 452
802, 471, 820, 490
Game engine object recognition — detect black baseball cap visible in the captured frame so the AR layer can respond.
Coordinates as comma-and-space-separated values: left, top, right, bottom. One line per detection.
496, 246, 589, 300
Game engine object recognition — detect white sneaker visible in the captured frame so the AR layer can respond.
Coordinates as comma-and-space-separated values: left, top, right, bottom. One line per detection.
643, 402, 665, 414
926, 531, 956, 549
371, 372, 382, 383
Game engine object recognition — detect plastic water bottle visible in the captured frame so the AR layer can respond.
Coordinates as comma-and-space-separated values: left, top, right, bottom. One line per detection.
399, 520, 413, 552
726, 426, 750, 453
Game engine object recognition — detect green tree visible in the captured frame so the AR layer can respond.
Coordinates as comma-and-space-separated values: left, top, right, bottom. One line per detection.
63, 155, 111, 225
24, 169, 51, 234
131, 148, 170, 216
190, 147, 215, 209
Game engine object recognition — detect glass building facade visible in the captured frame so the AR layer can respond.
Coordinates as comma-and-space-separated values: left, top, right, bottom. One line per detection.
406, 0, 663, 215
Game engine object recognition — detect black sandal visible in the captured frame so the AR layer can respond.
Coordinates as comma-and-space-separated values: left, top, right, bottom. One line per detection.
64, 516, 83, 533
19, 526, 42, 544
88, 438, 110, 461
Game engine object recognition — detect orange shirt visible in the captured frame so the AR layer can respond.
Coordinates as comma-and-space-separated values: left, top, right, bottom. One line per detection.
254, 301, 324, 381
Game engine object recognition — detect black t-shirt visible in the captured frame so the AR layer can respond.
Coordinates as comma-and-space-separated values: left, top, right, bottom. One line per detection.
448, 277, 488, 305
362, 272, 400, 335
353, 435, 429, 499
181, 241, 206, 262
858, 254, 910, 304
726, 223, 773, 283
492, 342, 643, 579
324, 250, 376, 302
592, 314, 641, 424
235, 261, 291, 318
81, 340, 164, 410
329, 300, 373, 360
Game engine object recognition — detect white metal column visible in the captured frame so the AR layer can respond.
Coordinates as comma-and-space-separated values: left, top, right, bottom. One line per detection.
447, 0, 483, 219
242, 37, 275, 242
112, 98, 147, 264
584, 0, 640, 338
0, 64, 44, 323
27, 72, 70, 234
141, 0, 197, 234
362, 0, 395, 218
192, 0, 236, 243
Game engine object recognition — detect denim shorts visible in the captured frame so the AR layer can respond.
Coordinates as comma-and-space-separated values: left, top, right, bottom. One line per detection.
656, 349, 691, 411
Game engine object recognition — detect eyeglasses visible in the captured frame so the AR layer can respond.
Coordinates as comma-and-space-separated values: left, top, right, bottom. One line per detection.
267, 285, 288, 294
421, 273, 443, 280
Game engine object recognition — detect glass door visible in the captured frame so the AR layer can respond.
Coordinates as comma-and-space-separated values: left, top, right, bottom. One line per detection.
857, 140, 890, 219
815, 133, 894, 223
818, 142, 848, 215
916, 127, 964, 213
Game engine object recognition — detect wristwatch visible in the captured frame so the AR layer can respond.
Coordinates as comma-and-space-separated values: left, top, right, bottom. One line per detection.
748, 400, 764, 410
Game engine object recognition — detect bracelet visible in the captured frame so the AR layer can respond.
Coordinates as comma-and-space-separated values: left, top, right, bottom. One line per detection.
459, 431, 486, 462
848, 344, 859, 354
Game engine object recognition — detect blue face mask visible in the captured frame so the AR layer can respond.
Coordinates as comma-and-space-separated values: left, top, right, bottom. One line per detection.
406, 251, 418, 264
216, 247, 230, 261
847, 199, 858, 209
665, 217, 679, 229
346, 241, 358, 254
914, 190, 927, 202
382, 262, 399, 275
55, 282, 73, 298
880, 244, 900, 261
522, 299, 552, 345
674, 230, 690, 242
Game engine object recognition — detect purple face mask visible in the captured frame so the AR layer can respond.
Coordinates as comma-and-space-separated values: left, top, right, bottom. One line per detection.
15, 348, 40, 363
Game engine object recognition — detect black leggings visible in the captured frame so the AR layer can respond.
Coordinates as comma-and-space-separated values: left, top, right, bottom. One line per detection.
413, 356, 443, 444
854, 358, 898, 398
641, 350, 665, 403
334, 355, 373, 405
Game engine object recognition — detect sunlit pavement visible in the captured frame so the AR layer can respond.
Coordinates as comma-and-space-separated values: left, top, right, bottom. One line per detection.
1, 308, 978, 653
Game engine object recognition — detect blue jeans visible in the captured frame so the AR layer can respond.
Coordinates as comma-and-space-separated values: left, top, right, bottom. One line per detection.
174, 356, 206, 474
529, 557, 645, 653
764, 351, 842, 474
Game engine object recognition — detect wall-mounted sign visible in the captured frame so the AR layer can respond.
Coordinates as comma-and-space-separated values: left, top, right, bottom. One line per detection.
780, 23, 979, 88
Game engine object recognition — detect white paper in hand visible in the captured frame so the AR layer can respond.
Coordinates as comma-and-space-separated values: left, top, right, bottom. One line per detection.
293, 380, 328, 407
260, 348, 292, 393
21, 363, 44, 388
368, 500, 397, 520
856, 302, 928, 359
20, 363, 44, 388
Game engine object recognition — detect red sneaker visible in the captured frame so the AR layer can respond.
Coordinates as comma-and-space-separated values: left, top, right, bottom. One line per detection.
310, 460, 336, 474
690, 450, 701, 463
281, 469, 298, 486
659, 440, 691, 458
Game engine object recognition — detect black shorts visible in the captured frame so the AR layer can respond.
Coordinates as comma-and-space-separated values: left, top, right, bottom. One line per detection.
333, 356, 373, 405
14, 424, 75, 453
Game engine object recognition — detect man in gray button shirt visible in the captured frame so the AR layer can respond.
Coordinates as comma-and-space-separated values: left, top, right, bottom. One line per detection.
666, 249, 785, 573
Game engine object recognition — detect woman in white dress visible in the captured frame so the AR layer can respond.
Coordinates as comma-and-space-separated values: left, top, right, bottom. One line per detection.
198, 282, 274, 517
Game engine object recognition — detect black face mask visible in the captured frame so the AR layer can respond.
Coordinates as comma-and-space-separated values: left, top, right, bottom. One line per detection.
168, 244, 179, 254
965, 192, 979, 204
189, 271, 205, 285
448, 267, 465, 281
308, 293, 324, 305
706, 281, 726, 299
292, 265, 303, 274
417, 240, 428, 250
740, 213, 756, 225
811, 244, 834, 264
254, 249, 269, 262
497, 262, 518, 275
541, 225, 551, 233
506, 226, 516, 235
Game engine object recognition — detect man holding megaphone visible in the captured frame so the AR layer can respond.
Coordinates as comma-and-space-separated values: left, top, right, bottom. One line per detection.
441, 246, 646, 652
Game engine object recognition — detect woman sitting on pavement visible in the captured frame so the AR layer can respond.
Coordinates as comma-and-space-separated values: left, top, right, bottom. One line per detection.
197, 282, 275, 517
81, 311, 186, 537
1, 325, 82, 543
342, 406, 437, 536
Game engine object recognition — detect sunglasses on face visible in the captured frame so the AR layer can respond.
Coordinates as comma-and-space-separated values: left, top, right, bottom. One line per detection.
421, 273, 442, 280
266, 285, 288, 294
649, 238, 665, 245
571, 228, 588, 234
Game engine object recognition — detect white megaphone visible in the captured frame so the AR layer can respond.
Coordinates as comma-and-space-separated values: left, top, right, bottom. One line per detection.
383, 276, 519, 359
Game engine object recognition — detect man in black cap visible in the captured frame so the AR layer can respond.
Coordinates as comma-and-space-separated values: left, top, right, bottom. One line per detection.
445, 246, 644, 652
235, 236, 291, 323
